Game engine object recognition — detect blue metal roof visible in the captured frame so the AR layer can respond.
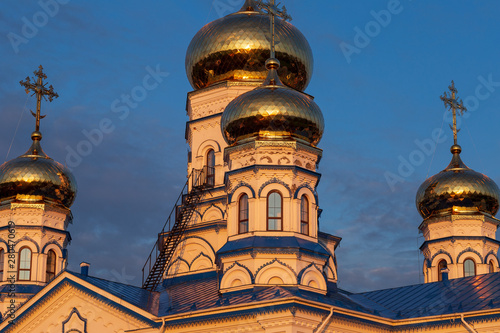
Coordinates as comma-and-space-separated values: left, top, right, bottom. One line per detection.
59, 270, 500, 323
217, 236, 330, 258
0, 284, 43, 295
353, 272, 500, 319
66, 271, 156, 314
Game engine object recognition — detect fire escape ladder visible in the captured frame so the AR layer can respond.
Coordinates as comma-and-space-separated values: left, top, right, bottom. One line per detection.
142, 167, 213, 291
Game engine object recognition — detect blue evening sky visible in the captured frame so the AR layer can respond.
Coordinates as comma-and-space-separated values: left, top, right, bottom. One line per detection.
1, 0, 500, 292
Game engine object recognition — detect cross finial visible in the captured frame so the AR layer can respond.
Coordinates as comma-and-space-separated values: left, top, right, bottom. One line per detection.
255, 0, 292, 59
19, 65, 59, 134
440, 80, 467, 146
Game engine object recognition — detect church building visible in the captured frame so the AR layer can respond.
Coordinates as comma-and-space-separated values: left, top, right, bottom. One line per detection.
1, 1, 500, 332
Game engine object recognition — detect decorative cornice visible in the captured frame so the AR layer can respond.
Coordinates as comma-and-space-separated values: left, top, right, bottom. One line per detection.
420, 236, 500, 250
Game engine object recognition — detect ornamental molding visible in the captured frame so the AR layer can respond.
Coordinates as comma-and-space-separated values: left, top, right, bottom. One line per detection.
484, 250, 498, 264
190, 252, 214, 268
429, 249, 454, 265
62, 307, 88, 333
258, 178, 292, 198
297, 262, 325, 282
10, 203, 46, 210
41, 240, 64, 254
14, 236, 41, 252
223, 261, 255, 283
201, 203, 225, 220
293, 183, 319, 202
228, 182, 256, 202
456, 247, 484, 263
254, 258, 298, 283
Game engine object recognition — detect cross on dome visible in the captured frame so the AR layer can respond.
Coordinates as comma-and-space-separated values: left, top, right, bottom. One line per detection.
255, 0, 292, 58
440, 80, 467, 146
19, 65, 59, 134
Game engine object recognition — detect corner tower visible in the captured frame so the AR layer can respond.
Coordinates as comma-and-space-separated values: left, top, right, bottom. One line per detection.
416, 81, 500, 283
0, 66, 77, 314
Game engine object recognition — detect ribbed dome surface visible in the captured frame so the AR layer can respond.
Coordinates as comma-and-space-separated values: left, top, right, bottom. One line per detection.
185, 2, 313, 91
416, 146, 499, 219
0, 138, 77, 208
221, 82, 324, 146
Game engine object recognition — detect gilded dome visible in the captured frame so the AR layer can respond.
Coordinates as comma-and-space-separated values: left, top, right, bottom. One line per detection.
185, 0, 313, 91
416, 145, 500, 219
0, 133, 77, 208
221, 59, 323, 146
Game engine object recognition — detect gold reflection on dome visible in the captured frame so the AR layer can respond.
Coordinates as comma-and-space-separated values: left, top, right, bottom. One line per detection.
416, 145, 500, 219
221, 59, 324, 146
0, 138, 77, 208
185, 3, 313, 91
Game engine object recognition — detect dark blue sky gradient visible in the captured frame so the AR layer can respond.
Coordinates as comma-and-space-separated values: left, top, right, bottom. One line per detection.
1, 1, 500, 292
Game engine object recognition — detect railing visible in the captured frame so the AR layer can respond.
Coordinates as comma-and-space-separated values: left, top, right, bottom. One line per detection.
141, 167, 215, 289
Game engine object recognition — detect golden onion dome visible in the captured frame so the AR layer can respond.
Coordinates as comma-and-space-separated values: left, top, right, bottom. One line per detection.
221, 58, 324, 146
185, 0, 313, 91
416, 145, 500, 219
0, 132, 77, 208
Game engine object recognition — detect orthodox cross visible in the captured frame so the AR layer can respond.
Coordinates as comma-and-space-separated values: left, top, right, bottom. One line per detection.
19, 65, 59, 132
440, 80, 467, 146
255, 0, 292, 58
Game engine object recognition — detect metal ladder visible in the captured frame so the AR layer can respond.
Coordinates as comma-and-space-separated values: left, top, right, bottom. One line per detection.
142, 167, 213, 291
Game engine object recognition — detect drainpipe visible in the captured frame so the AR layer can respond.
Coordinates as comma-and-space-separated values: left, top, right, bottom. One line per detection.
159, 318, 166, 333
460, 314, 478, 333
315, 307, 334, 332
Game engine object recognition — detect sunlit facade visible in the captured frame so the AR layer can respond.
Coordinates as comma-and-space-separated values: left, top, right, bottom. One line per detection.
2, 1, 500, 332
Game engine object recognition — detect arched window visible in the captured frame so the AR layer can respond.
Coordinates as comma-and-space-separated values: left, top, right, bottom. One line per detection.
46, 250, 57, 282
463, 258, 476, 277
267, 191, 282, 231
18, 247, 32, 281
490, 260, 495, 274
206, 149, 215, 186
437, 260, 447, 281
239, 194, 249, 234
300, 196, 309, 235
0, 248, 4, 281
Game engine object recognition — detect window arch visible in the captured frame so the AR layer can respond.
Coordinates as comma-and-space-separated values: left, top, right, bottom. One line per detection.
206, 149, 215, 186
463, 258, 476, 277
267, 191, 282, 231
239, 194, 249, 234
0, 248, 4, 281
18, 247, 32, 281
46, 250, 57, 282
437, 259, 447, 281
490, 260, 495, 274
300, 196, 309, 235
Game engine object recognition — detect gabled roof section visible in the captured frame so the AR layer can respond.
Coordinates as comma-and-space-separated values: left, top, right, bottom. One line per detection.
0, 270, 159, 331
65, 271, 157, 314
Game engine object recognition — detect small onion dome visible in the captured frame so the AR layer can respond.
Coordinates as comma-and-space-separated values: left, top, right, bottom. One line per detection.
221, 58, 324, 146
185, 0, 313, 91
416, 145, 500, 219
0, 132, 77, 208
